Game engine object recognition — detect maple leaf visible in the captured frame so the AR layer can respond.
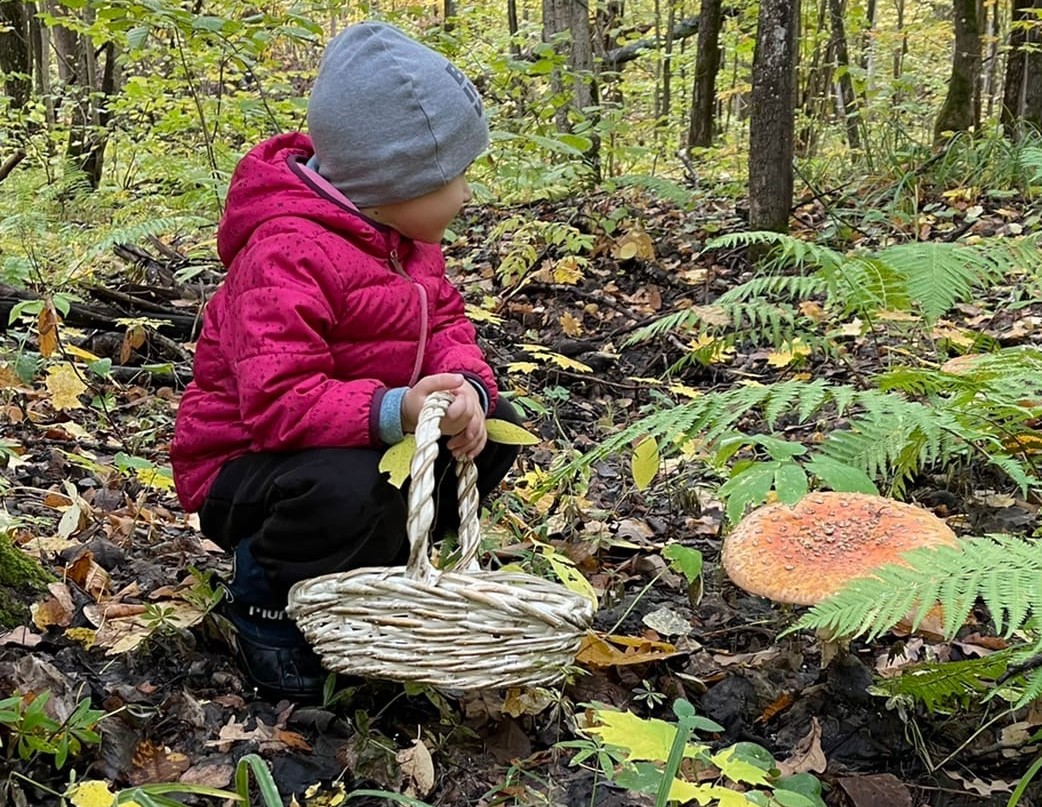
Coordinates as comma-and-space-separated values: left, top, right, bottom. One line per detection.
46, 364, 87, 410
560, 311, 584, 336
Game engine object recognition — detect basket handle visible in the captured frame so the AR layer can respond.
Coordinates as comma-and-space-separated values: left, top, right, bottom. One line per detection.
404, 390, 482, 584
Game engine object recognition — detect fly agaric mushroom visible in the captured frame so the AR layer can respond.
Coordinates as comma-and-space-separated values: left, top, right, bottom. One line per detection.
721, 492, 958, 606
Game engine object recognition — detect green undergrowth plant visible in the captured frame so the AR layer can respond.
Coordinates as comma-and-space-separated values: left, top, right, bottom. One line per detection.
560, 699, 826, 806
557, 347, 1042, 521
489, 213, 594, 289
789, 534, 1042, 713
627, 230, 1042, 368
0, 691, 103, 770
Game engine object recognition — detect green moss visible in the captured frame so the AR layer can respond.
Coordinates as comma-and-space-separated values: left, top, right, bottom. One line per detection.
0, 533, 55, 629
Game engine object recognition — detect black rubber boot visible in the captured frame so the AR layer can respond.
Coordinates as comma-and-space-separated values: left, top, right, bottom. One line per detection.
212, 541, 327, 703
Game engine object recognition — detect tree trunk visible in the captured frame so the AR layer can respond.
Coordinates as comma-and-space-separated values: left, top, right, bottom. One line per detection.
798, 0, 830, 157
749, 0, 798, 234
933, 0, 981, 144
828, 0, 861, 150
542, 0, 596, 131
0, 1, 31, 111
687, 0, 723, 148
542, 0, 600, 178
507, 0, 521, 58
1001, 0, 1042, 135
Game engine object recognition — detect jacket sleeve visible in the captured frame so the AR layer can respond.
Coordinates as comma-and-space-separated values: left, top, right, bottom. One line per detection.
422, 268, 499, 411
224, 232, 384, 450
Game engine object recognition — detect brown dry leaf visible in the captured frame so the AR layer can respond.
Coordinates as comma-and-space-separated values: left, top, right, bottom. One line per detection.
119, 325, 148, 364
45, 364, 87, 411
205, 717, 309, 754
31, 583, 75, 630
0, 362, 23, 389
943, 770, 1014, 796
84, 599, 206, 655
66, 551, 111, 601
613, 228, 655, 261
893, 602, 949, 642
711, 647, 782, 668
776, 717, 827, 776
798, 301, 827, 322
0, 627, 42, 647
127, 739, 191, 786
559, 311, 584, 337
575, 633, 681, 668
397, 739, 435, 799
502, 687, 554, 718
756, 692, 795, 724
179, 760, 234, 789
837, 774, 912, 807
37, 302, 61, 358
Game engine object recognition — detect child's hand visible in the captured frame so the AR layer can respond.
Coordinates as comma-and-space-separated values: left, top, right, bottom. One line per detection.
401, 374, 487, 459
442, 380, 486, 460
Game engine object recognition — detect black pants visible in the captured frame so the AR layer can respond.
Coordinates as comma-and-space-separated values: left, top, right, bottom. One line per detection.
199, 398, 521, 595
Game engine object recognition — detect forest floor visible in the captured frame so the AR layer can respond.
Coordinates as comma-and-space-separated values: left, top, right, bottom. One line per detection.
1, 184, 1041, 807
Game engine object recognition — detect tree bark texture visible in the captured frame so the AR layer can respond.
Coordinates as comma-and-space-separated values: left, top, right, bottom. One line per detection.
542, 0, 596, 132
0, 1, 31, 110
1001, 0, 1042, 134
933, 0, 982, 144
749, 0, 798, 234
828, 0, 861, 150
687, 0, 723, 148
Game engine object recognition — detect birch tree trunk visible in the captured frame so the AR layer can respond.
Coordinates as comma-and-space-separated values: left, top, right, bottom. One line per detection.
749, 0, 798, 234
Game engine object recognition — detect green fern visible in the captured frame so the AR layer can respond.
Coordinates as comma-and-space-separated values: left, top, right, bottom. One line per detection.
627, 232, 1042, 354
790, 535, 1042, 641
873, 652, 1014, 713
791, 536, 1042, 711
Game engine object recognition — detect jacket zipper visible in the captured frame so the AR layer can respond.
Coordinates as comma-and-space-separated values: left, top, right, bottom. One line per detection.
389, 248, 429, 387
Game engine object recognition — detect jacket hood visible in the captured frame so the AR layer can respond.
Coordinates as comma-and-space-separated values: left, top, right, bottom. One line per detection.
217, 132, 397, 267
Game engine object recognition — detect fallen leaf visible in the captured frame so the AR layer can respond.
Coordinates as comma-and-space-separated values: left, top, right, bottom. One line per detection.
127, 739, 191, 786
31, 583, 75, 630
641, 606, 691, 637
46, 364, 87, 411
0, 627, 42, 647
397, 739, 435, 798
943, 770, 1014, 796
776, 717, 827, 775
559, 311, 584, 336
66, 780, 117, 807
837, 773, 912, 807
37, 302, 60, 358
576, 633, 681, 668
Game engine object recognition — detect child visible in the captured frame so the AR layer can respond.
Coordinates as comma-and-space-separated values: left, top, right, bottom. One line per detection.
171, 22, 519, 701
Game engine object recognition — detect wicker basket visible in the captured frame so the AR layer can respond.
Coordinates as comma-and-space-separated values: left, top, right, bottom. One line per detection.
286, 391, 595, 690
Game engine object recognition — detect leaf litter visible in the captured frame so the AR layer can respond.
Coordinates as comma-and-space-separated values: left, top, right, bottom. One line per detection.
0, 186, 1041, 805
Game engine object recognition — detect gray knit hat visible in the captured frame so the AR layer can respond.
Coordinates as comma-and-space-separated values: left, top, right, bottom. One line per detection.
307, 22, 488, 207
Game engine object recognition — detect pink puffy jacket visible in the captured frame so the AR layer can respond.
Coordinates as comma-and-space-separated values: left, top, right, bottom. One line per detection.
171, 133, 497, 512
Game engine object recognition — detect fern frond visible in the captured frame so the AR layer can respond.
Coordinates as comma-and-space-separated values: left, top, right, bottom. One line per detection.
873, 652, 1013, 713
880, 241, 1018, 322
705, 231, 845, 275
715, 275, 827, 305
792, 536, 1042, 641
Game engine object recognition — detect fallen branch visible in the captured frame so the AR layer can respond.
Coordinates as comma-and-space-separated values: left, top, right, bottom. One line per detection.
0, 150, 26, 184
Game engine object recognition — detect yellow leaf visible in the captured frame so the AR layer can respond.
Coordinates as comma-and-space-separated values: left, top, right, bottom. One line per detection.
668, 383, 702, 400
465, 304, 503, 325
67, 779, 117, 807
617, 241, 638, 260
688, 334, 734, 365
486, 419, 539, 445
575, 633, 680, 668
379, 435, 416, 488
65, 344, 103, 362
135, 466, 175, 491
46, 364, 87, 410
585, 708, 700, 762
552, 256, 584, 285
631, 437, 659, 490
506, 361, 539, 374
550, 353, 592, 373
541, 548, 598, 608
766, 338, 811, 368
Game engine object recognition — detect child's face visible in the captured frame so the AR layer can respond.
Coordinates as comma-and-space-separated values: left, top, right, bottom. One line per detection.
366, 174, 472, 244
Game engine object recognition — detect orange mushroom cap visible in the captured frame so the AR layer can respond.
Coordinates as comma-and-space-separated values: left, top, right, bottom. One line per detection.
721, 492, 958, 606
